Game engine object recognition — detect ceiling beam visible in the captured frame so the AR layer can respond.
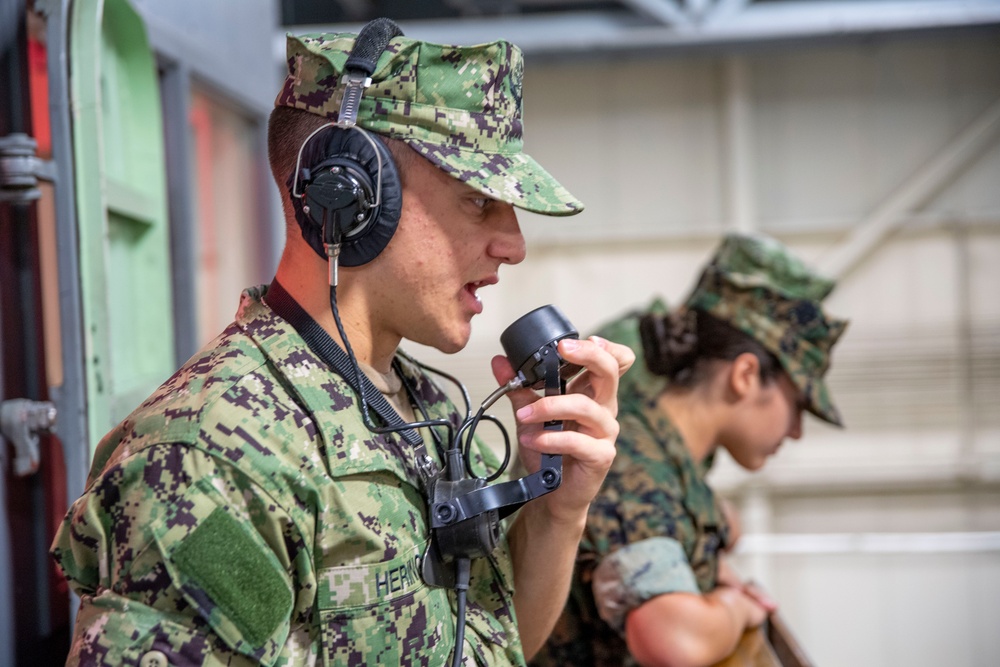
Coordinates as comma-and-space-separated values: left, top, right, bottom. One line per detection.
618, 0, 691, 27
277, 1, 1000, 59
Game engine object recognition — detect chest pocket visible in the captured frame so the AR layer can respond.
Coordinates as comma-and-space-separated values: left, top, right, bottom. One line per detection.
317, 541, 454, 666
316, 542, 519, 666
309, 380, 518, 664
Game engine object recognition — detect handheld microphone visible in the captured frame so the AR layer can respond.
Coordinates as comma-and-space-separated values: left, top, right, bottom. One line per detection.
422, 305, 580, 587
291, 285, 580, 666
420, 304, 579, 667
500, 304, 582, 389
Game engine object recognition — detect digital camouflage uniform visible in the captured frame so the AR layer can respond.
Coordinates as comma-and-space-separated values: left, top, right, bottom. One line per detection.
53, 27, 585, 667
52, 288, 520, 666
534, 233, 848, 667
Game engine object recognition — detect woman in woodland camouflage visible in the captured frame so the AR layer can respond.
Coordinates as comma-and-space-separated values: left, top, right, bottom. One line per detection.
535, 232, 848, 667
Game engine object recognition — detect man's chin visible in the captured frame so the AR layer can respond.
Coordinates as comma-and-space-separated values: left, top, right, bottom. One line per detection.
434, 340, 468, 355
418, 326, 472, 355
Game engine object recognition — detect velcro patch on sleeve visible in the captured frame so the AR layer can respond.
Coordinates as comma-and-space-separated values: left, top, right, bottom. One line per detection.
172, 507, 293, 649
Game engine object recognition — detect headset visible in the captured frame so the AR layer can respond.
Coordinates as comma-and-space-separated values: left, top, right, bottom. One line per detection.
277, 18, 579, 666
287, 17, 404, 284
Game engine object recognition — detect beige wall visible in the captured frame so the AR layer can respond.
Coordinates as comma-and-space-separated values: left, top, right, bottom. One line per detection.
407, 30, 1000, 666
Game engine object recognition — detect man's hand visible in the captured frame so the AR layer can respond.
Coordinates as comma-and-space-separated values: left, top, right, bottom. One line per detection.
493, 335, 633, 658
491, 335, 635, 524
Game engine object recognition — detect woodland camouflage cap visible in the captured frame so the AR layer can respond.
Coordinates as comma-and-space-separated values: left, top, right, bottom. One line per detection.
275, 31, 583, 216
686, 233, 849, 426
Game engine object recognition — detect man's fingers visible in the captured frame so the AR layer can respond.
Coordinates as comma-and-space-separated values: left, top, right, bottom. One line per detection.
591, 336, 636, 377
515, 392, 619, 439
516, 427, 617, 466
557, 337, 631, 406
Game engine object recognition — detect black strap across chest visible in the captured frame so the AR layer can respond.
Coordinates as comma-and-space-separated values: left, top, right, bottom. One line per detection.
263, 280, 424, 449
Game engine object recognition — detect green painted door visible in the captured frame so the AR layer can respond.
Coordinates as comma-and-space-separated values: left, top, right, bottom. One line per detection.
70, 0, 174, 453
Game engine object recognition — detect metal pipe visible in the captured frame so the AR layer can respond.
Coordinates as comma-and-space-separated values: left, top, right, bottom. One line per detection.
159, 59, 200, 365
722, 55, 755, 234
283, 4, 1000, 60
737, 531, 1000, 555
38, 0, 89, 628
819, 95, 1000, 279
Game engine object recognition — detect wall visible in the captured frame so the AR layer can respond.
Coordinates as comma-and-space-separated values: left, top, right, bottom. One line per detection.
408, 30, 1000, 666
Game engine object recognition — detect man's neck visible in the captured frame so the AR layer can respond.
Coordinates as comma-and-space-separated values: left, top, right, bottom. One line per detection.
273, 255, 399, 373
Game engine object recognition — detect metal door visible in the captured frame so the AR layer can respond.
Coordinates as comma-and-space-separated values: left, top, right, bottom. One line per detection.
70, 0, 175, 452
2, 0, 176, 662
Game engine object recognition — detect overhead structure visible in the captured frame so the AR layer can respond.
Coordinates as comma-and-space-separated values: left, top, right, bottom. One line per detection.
278, 0, 1000, 57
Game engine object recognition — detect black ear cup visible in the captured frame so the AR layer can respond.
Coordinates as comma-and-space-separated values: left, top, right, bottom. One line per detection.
289, 127, 403, 267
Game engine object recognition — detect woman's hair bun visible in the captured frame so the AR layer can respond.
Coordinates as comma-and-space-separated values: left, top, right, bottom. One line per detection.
639, 309, 699, 379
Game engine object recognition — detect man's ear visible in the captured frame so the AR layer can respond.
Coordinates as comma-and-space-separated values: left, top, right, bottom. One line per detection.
728, 352, 761, 400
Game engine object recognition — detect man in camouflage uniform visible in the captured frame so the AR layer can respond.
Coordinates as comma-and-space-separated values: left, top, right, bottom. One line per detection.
534, 233, 848, 667
51, 27, 632, 666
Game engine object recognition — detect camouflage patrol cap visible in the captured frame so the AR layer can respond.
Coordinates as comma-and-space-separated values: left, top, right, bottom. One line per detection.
275, 31, 583, 216
685, 233, 849, 426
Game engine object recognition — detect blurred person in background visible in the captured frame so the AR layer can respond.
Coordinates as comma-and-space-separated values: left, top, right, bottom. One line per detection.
534, 232, 848, 667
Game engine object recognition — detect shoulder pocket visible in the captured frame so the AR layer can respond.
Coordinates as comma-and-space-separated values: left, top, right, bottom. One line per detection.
152, 483, 293, 666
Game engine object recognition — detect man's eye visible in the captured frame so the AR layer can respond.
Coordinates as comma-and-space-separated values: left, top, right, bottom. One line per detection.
471, 197, 489, 210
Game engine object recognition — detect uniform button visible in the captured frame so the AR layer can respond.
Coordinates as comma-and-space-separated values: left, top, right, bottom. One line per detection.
139, 650, 170, 667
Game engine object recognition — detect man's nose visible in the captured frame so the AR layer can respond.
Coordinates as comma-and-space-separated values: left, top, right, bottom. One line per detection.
488, 203, 526, 265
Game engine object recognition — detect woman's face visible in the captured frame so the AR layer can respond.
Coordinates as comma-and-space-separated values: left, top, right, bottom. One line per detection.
722, 369, 804, 471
